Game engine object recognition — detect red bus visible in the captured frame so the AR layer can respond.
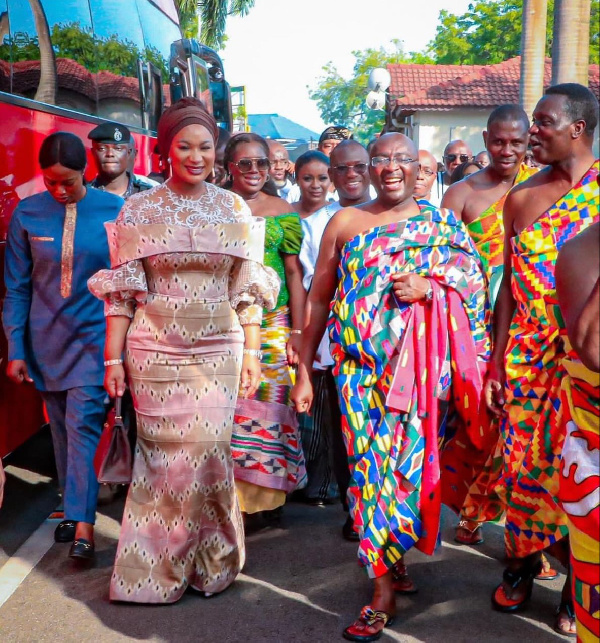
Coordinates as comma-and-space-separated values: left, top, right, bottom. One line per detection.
0, 0, 232, 457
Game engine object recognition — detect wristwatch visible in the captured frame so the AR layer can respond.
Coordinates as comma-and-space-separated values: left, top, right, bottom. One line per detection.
243, 348, 263, 359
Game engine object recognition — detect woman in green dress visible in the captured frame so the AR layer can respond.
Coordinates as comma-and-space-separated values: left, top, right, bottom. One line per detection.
225, 133, 307, 514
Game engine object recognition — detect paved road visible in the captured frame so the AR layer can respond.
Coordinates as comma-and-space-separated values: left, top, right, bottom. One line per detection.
0, 428, 567, 642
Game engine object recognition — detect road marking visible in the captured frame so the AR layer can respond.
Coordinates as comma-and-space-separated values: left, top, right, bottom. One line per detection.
0, 519, 58, 608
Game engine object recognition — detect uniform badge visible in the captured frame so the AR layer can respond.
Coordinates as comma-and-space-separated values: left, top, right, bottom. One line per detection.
114, 128, 123, 142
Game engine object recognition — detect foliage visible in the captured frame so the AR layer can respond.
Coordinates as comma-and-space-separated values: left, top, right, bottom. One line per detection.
1, 22, 168, 81
427, 0, 598, 65
309, 41, 432, 145
174, 1, 256, 48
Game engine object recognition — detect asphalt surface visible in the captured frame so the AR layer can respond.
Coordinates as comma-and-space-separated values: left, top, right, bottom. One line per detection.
0, 427, 568, 642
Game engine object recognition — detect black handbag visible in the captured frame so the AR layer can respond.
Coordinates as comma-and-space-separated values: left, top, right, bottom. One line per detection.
94, 396, 132, 485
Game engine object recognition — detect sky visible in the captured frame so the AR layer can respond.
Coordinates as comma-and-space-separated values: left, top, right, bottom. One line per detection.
219, 0, 473, 134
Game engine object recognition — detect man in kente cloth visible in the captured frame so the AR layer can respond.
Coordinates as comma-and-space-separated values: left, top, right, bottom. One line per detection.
291, 133, 489, 642
482, 83, 599, 637
441, 104, 539, 548
555, 222, 600, 643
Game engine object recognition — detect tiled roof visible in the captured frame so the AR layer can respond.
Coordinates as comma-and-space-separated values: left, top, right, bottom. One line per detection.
389, 56, 600, 110
248, 113, 319, 142
5, 58, 140, 103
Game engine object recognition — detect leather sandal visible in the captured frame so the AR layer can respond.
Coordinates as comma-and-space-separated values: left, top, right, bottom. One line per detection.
455, 519, 484, 545
343, 606, 395, 642
392, 560, 418, 594
535, 554, 559, 581
554, 600, 577, 637
491, 559, 543, 612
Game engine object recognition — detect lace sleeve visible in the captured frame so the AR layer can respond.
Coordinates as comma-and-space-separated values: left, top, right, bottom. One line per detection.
87, 259, 148, 318
229, 258, 280, 325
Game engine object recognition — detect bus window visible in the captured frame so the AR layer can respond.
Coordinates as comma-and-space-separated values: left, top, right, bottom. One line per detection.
90, 0, 145, 128
135, 0, 180, 84
6, 1, 99, 115
0, 0, 10, 94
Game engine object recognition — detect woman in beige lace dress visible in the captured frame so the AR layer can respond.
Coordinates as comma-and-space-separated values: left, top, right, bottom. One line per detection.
88, 98, 278, 604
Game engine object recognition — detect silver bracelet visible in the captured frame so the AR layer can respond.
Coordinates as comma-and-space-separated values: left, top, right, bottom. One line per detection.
290, 329, 302, 335
104, 358, 123, 367
243, 348, 263, 359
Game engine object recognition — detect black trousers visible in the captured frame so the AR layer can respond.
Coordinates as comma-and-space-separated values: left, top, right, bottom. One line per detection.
298, 368, 351, 508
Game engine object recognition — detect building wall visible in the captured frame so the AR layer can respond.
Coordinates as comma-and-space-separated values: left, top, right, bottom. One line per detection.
411, 109, 491, 162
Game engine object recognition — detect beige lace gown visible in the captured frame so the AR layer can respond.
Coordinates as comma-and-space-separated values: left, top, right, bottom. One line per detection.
88, 182, 278, 603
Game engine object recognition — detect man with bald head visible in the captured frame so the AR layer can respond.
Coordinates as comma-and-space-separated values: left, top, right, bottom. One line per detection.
414, 149, 440, 206
438, 139, 473, 198
292, 133, 489, 641
267, 139, 298, 201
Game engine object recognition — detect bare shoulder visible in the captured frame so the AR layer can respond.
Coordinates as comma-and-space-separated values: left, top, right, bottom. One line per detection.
507, 166, 551, 200
441, 179, 470, 212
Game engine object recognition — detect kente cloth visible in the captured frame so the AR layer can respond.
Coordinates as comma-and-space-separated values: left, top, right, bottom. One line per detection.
232, 306, 307, 506
88, 182, 279, 603
559, 340, 600, 643
466, 163, 536, 306
463, 162, 599, 557
329, 204, 489, 578
3, 188, 123, 391
232, 214, 306, 509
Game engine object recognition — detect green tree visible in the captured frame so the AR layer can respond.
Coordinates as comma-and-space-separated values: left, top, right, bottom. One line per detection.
428, 0, 598, 65
309, 41, 432, 145
174, 1, 256, 48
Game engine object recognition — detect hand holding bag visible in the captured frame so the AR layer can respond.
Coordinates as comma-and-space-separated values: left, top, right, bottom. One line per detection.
94, 396, 132, 484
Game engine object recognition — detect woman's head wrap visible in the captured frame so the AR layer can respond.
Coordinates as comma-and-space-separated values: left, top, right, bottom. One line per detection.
157, 97, 219, 160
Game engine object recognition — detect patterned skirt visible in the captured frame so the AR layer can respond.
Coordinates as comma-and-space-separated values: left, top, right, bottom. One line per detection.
110, 294, 246, 603
232, 306, 306, 513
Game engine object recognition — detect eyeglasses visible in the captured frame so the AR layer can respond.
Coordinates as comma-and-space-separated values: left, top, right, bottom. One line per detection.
418, 168, 436, 177
443, 154, 471, 163
370, 155, 418, 168
270, 159, 290, 169
332, 163, 369, 175
234, 157, 270, 173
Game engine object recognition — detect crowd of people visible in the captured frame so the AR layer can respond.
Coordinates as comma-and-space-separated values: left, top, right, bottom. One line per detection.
1, 82, 598, 642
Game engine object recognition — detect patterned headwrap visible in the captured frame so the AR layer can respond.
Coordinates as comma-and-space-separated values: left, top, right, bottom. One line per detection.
157, 97, 218, 160
319, 125, 352, 144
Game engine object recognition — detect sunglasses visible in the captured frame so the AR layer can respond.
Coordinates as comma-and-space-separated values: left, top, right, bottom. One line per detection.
234, 157, 270, 173
332, 163, 369, 175
444, 154, 472, 163
371, 155, 418, 168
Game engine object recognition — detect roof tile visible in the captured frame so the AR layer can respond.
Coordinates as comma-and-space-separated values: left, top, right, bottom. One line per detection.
389, 56, 599, 110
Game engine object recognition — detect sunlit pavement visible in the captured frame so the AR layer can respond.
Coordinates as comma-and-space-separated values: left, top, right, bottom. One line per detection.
0, 428, 566, 642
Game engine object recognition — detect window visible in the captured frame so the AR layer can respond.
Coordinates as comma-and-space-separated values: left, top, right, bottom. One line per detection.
90, 0, 145, 127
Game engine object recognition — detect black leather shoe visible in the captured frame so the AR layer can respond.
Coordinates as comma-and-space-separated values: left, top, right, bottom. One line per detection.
69, 538, 95, 561
54, 520, 77, 543
342, 515, 360, 542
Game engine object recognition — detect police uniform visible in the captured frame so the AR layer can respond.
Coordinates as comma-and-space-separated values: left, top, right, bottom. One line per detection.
88, 122, 154, 200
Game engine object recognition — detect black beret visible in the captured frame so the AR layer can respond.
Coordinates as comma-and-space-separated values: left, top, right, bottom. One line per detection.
88, 122, 131, 143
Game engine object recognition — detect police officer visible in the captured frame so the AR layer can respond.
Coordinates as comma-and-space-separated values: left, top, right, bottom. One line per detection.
88, 122, 154, 199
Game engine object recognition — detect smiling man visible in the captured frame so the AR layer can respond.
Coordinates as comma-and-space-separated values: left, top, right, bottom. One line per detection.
292, 133, 489, 642
477, 84, 599, 636
297, 140, 371, 532
442, 105, 535, 306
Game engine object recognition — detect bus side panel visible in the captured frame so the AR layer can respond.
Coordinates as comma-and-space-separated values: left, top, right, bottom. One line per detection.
0, 99, 156, 458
